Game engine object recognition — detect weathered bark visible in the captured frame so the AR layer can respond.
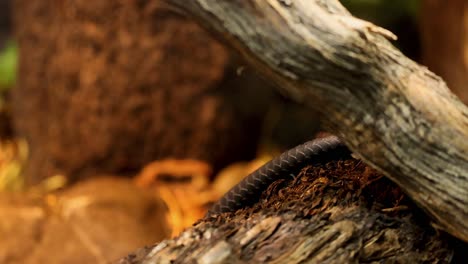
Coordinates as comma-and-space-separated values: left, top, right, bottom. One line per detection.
160, 0, 468, 242
12, 0, 269, 184
420, 0, 468, 105
117, 160, 456, 263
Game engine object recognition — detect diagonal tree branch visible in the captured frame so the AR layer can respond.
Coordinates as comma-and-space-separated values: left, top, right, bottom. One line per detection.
161, 0, 468, 242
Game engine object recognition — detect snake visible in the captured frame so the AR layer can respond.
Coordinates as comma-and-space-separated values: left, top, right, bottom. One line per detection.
206, 135, 352, 217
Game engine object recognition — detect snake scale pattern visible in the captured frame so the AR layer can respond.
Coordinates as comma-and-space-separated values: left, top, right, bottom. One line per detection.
206, 135, 352, 217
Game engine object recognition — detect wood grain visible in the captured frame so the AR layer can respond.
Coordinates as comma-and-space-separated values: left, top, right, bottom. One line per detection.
162, 0, 468, 242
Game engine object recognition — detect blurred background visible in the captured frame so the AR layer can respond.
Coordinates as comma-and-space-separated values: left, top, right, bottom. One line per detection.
0, 0, 466, 263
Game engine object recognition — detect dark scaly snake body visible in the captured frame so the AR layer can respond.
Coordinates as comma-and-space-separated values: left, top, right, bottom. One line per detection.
206, 136, 352, 217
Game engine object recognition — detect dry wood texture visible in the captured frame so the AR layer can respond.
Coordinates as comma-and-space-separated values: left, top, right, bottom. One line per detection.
160, 0, 468, 242
117, 160, 455, 263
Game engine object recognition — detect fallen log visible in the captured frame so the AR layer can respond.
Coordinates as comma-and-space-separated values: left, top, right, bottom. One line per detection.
116, 0, 468, 262
117, 159, 458, 263
158, 0, 468, 242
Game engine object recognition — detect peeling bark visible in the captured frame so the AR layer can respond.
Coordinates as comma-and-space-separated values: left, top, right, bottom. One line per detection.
159, 0, 468, 242
117, 160, 456, 263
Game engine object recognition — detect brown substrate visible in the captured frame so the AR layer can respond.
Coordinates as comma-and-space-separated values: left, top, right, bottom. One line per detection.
118, 159, 461, 263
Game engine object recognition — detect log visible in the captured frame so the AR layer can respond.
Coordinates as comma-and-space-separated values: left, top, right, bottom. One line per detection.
159, 0, 468, 242
117, 159, 456, 263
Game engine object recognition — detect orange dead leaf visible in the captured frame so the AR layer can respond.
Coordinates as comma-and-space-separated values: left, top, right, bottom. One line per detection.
135, 159, 213, 237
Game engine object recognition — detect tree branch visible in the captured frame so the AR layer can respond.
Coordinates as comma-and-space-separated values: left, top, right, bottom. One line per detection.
161, 0, 468, 242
